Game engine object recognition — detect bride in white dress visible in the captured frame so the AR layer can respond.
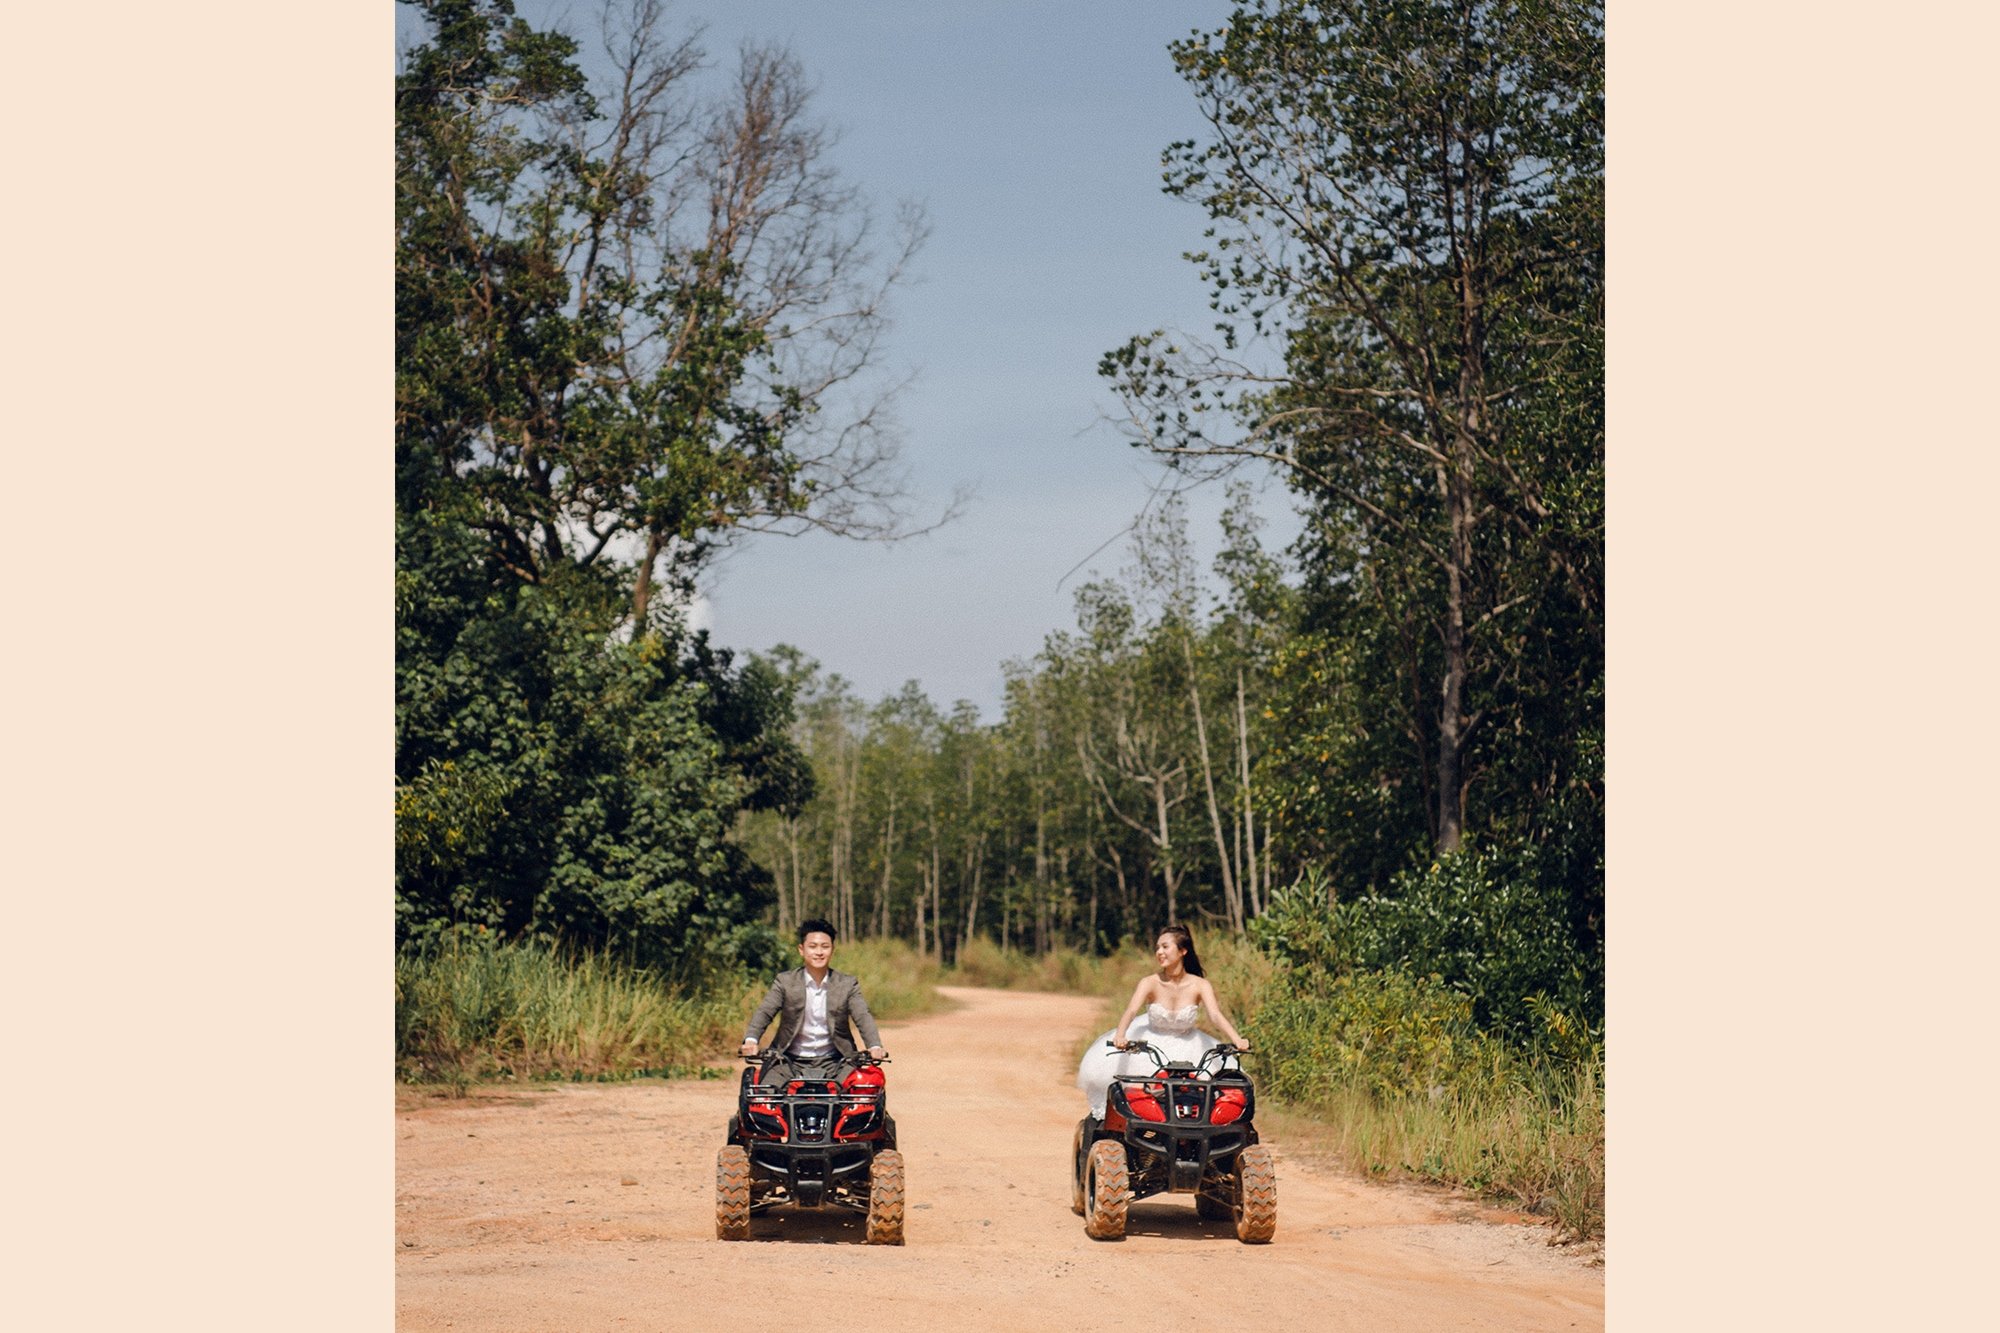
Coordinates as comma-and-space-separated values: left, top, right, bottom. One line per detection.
1076, 924, 1252, 1118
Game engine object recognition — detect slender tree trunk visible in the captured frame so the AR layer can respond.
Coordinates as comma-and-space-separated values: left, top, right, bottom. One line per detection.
1265, 826, 1277, 907
784, 816, 802, 934
1107, 842, 1129, 937
930, 823, 943, 962
1436, 436, 1475, 854
1153, 782, 1177, 924
1183, 633, 1240, 930
1236, 668, 1260, 917
878, 794, 896, 939
628, 529, 662, 636
963, 837, 985, 942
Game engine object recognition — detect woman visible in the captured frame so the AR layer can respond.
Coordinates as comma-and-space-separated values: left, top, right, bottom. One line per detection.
1075, 924, 1251, 1119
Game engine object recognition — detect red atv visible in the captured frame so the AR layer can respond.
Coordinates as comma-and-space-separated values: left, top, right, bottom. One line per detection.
1071, 1041, 1276, 1243
716, 1050, 904, 1244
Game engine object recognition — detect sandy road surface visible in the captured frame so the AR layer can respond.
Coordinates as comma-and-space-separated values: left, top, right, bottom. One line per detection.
397, 986, 1601, 1330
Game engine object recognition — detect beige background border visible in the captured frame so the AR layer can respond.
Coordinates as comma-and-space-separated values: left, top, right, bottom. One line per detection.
9, 2, 1996, 1328
9, 4, 392, 1329
1608, 1, 1999, 1327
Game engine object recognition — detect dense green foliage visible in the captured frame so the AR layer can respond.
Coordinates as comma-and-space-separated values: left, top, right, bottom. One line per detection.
395, 1, 920, 975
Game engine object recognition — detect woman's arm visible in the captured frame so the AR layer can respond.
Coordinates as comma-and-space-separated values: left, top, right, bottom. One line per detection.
1111, 976, 1155, 1048
1198, 977, 1250, 1049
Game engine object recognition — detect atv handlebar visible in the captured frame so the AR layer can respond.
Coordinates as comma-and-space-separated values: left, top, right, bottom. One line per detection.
740, 1050, 892, 1065
1099, 1040, 1249, 1072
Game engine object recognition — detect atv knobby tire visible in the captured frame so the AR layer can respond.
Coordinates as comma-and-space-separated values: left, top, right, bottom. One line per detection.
1233, 1142, 1277, 1243
1070, 1119, 1092, 1216
865, 1150, 906, 1245
716, 1145, 751, 1240
1084, 1140, 1130, 1240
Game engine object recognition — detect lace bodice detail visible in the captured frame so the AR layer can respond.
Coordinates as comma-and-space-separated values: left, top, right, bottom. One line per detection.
1147, 1002, 1201, 1036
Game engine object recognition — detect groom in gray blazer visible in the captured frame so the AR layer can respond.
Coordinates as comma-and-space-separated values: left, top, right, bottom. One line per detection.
740, 918, 885, 1082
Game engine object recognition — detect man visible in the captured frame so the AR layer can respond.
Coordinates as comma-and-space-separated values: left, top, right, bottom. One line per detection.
740, 919, 886, 1083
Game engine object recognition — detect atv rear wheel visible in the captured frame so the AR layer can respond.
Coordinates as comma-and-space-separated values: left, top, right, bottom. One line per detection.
1083, 1140, 1130, 1240
864, 1150, 906, 1245
1233, 1142, 1276, 1243
716, 1145, 751, 1240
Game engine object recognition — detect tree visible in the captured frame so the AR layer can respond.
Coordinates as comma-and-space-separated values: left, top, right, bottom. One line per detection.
1101, 0, 1603, 855
398, 0, 942, 632
394, 0, 939, 972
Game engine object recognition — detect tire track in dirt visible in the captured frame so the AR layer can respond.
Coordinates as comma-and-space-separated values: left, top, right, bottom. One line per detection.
397, 985, 1602, 1330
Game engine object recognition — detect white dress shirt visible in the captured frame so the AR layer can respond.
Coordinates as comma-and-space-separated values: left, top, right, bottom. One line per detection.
788, 971, 834, 1057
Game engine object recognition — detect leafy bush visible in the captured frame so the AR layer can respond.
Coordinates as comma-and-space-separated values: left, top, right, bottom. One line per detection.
1253, 848, 1601, 1043
1252, 965, 1518, 1104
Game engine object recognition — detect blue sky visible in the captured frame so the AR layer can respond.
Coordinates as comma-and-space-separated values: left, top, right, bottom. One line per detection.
400, 1, 1307, 716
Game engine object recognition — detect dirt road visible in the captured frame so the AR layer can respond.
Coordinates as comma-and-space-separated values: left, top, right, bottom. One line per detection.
397, 986, 1602, 1330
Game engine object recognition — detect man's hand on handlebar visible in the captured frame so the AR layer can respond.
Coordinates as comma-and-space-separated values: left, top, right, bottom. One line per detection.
738, 1039, 759, 1058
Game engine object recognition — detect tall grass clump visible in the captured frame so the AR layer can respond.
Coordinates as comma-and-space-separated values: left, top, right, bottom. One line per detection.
949, 930, 1276, 1008
948, 936, 1118, 994
396, 930, 743, 1090
822, 936, 952, 1023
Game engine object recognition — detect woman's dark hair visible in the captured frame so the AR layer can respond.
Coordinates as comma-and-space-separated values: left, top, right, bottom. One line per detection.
1158, 923, 1204, 977
798, 918, 838, 944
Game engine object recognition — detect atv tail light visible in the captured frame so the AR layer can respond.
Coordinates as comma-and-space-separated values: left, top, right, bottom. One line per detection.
1211, 1087, 1247, 1125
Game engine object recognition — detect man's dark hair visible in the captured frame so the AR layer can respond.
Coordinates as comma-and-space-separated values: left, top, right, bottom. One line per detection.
797, 918, 838, 944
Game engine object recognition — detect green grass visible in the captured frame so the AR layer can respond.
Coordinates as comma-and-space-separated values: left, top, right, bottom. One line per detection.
395, 934, 955, 1094
825, 937, 955, 1024
1244, 967, 1603, 1243
395, 937, 745, 1091
1263, 1047, 1604, 1242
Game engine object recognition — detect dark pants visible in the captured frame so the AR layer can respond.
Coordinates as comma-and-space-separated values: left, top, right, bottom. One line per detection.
756, 1051, 847, 1086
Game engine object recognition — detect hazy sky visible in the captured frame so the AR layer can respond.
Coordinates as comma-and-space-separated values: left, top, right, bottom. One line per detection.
402, 1, 1307, 716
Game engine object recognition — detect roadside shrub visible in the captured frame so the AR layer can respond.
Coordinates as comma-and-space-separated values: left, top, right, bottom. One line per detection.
1252, 965, 1518, 1104
1253, 850, 1601, 1044
1245, 873, 1604, 1240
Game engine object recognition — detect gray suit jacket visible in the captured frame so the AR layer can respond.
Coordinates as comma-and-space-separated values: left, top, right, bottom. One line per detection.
743, 967, 882, 1057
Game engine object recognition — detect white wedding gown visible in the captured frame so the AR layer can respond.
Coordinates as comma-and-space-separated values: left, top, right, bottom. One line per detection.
1075, 1002, 1225, 1119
